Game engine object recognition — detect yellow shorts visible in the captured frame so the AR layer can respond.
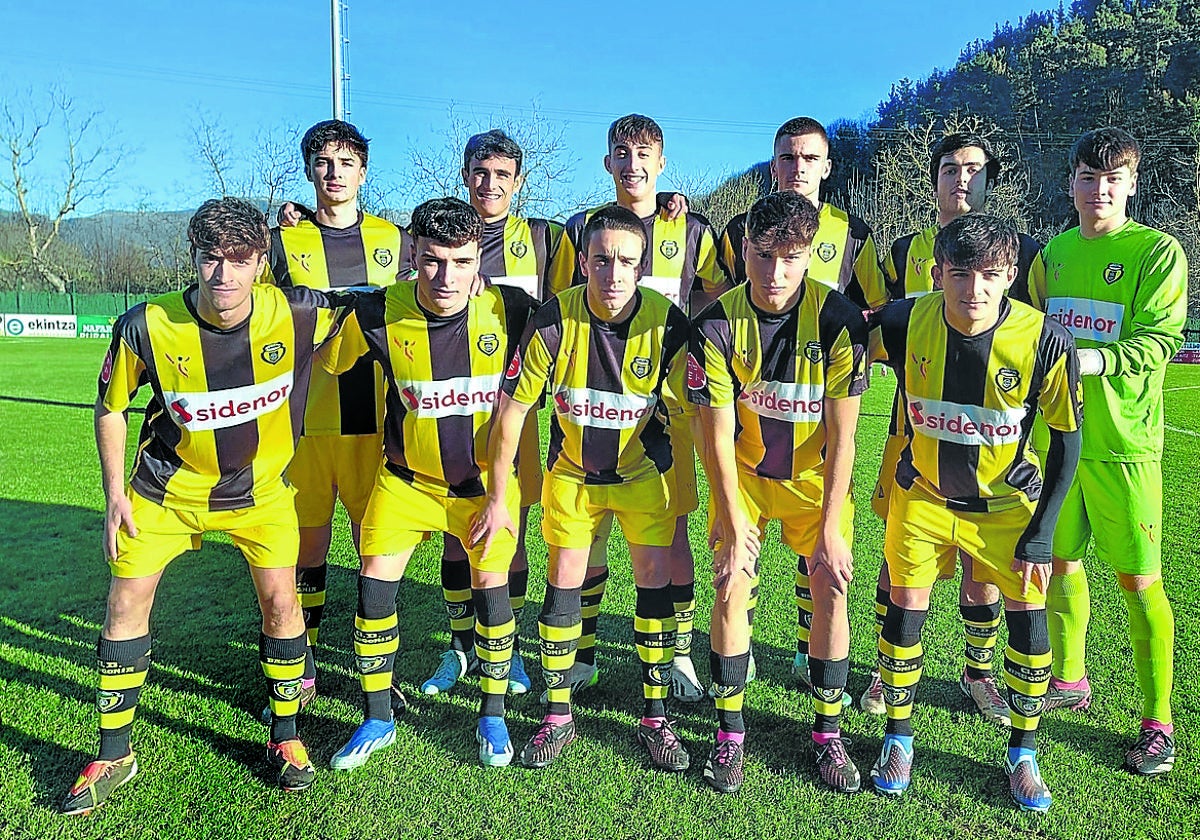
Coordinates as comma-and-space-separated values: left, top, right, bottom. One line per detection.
668, 422, 699, 517
517, 411, 543, 509
711, 469, 853, 557
885, 482, 1042, 606
359, 466, 520, 573
871, 434, 905, 521
287, 433, 383, 527
111, 490, 299, 578
542, 471, 674, 549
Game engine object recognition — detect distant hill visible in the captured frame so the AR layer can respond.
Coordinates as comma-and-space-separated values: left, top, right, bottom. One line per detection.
59, 210, 192, 250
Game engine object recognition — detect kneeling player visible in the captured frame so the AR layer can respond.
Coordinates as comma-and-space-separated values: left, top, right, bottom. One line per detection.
321, 198, 537, 768
63, 198, 351, 814
691, 192, 868, 794
870, 215, 1081, 812
472, 205, 694, 771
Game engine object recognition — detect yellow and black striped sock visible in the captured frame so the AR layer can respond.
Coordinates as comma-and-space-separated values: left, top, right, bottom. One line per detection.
879, 604, 927, 737
670, 582, 695, 659
96, 634, 151, 760
474, 584, 515, 718
795, 556, 813, 658
509, 567, 529, 657
810, 657, 850, 735
441, 538, 476, 654
1003, 608, 1052, 750
261, 631, 307, 743
961, 601, 1001, 680
710, 650, 750, 734
874, 586, 889, 643
539, 584, 582, 716
297, 563, 327, 648
635, 586, 676, 718
576, 569, 608, 667
355, 576, 400, 721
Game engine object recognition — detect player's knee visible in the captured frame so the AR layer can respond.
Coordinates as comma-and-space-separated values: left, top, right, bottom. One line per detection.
1116, 571, 1161, 593
260, 590, 302, 634
1052, 556, 1081, 577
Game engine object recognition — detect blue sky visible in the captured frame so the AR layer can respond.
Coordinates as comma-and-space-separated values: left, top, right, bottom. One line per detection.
0, 0, 1050, 216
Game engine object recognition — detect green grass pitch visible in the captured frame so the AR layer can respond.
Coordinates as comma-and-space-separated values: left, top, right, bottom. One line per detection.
0, 337, 1197, 840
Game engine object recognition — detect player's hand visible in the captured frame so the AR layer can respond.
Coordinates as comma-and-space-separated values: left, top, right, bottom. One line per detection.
277, 202, 302, 227
467, 494, 517, 560
469, 272, 486, 297
659, 192, 689, 221
1077, 348, 1104, 376
711, 512, 759, 601
1012, 558, 1051, 597
809, 530, 854, 595
708, 509, 760, 555
104, 494, 137, 562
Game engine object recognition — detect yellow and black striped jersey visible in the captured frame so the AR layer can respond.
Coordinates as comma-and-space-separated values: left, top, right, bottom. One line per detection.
98, 284, 347, 512
546, 205, 726, 313
688, 281, 869, 480
480, 214, 564, 301
872, 294, 1081, 510
263, 212, 413, 437
321, 281, 537, 498
718, 202, 888, 310
883, 224, 1041, 305
504, 285, 691, 485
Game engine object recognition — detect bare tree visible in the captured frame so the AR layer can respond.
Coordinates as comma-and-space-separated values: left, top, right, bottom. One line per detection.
684, 169, 767, 234
190, 110, 303, 215
405, 102, 607, 220
0, 89, 122, 293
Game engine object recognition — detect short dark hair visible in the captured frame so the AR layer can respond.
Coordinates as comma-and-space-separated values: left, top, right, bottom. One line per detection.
409, 197, 483, 247
581, 205, 648, 262
1070, 126, 1141, 173
301, 119, 369, 168
608, 114, 663, 150
774, 117, 829, 148
928, 133, 1001, 188
463, 129, 524, 175
745, 192, 820, 252
187, 198, 269, 259
933, 213, 1019, 271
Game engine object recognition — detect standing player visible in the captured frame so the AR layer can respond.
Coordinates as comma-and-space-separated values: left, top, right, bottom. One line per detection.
1030, 127, 1187, 776
320, 197, 537, 769
420, 129, 563, 698
472, 206, 694, 771
716, 117, 885, 693
261, 119, 412, 718
545, 114, 729, 703
870, 214, 1081, 812
690, 192, 868, 794
861, 133, 1043, 721
62, 198, 351, 814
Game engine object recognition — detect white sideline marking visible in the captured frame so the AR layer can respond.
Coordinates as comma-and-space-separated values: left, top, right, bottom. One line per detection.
1164, 385, 1200, 392
1166, 424, 1199, 438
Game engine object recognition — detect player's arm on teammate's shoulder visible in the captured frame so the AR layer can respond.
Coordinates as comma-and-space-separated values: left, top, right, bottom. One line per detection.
1014, 323, 1083, 596
854, 226, 890, 310
545, 217, 583, 299
656, 191, 689, 221
1087, 237, 1188, 378
314, 295, 370, 376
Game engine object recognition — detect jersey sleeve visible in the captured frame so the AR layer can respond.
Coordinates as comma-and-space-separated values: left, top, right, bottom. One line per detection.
658, 305, 695, 417
262, 228, 289, 286
1095, 236, 1187, 377
396, 227, 416, 281
504, 298, 560, 405
1036, 319, 1083, 434
688, 302, 738, 409
717, 219, 739, 285
882, 235, 911, 303
1026, 249, 1048, 311
872, 298, 914, 370
853, 233, 889, 310
693, 217, 729, 295
820, 293, 870, 399
98, 307, 149, 412
318, 303, 370, 375
545, 215, 584, 298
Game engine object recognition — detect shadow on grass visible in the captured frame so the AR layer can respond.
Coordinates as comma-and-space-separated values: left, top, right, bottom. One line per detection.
0, 723, 94, 811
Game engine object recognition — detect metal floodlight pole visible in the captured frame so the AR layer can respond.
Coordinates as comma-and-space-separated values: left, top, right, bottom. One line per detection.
331, 0, 345, 120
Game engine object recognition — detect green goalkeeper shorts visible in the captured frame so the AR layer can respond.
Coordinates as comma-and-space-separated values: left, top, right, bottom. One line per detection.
1053, 458, 1163, 576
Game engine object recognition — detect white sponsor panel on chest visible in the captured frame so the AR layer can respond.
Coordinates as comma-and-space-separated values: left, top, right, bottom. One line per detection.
553, 386, 657, 429
639, 276, 681, 306
1045, 297, 1124, 343
739, 381, 824, 422
497, 275, 539, 299
163, 371, 294, 431
396, 374, 503, 417
908, 397, 1026, 445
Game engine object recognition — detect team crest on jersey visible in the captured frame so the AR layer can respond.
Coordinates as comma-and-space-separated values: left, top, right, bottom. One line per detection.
816, 242, 837, 263
509, 240, 528, 259
630, 356, 652, 379
261, 342, 286, 364
995, 367, 1021, 393
1103, 262, 1124, 284
659, 239, 679, 259
506, 348, 522, 379
804, 341, 823, 364
477, 333, 499, 356
373, 248, 393, 268
97, 690, 124, 713
686, 353, 707, 389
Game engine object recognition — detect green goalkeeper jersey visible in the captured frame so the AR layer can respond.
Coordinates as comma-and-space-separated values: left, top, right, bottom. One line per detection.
1029, 219, 1187, 462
